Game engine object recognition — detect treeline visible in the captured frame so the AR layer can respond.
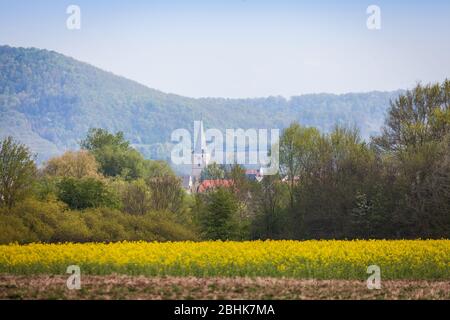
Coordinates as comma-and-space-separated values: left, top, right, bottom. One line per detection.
274, 80, 450, 239
0, 129, 197, 243
196, 80, 450, 240
0, 80, 449, 243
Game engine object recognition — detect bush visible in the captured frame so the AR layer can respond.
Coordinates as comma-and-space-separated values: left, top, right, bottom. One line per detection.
0, 198, 65, 244
0, 214, 30, 244
82, 208, 129, 242
52, 211, 91, 242
0, 199, 198, 244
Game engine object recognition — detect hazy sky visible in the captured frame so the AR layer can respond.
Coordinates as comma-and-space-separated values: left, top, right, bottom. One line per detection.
0, 0, 449, 98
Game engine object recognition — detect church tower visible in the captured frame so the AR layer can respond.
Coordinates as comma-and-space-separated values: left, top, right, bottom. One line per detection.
191, 120, 210, 181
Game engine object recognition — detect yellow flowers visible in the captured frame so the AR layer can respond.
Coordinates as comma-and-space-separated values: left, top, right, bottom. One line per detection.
0, 240, 449, 279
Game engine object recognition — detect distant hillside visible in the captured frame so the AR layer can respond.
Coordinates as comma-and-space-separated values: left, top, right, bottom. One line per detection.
0, 45, 401, 164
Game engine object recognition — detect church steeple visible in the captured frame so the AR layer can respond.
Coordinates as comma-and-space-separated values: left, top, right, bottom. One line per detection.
191, 120, 210, 181
193, 120, 207, 155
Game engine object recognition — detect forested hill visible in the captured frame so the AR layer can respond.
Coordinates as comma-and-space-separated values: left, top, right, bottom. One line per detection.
0, 45, 402, 163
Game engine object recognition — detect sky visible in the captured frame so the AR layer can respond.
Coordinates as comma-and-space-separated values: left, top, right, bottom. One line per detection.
0, 0, 449, 98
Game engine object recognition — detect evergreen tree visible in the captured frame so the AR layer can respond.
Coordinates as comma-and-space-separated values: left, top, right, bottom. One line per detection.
200, 188, 238, 240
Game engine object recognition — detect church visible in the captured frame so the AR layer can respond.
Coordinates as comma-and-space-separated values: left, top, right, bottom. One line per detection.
181, 120, 263, 194
181, 120, 211, 194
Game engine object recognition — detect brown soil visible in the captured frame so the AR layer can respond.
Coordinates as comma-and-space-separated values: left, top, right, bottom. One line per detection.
0, 275, 448, 300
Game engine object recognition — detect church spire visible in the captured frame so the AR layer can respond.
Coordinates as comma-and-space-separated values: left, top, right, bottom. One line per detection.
191, 119, 210, 181
193, 120, 206, 154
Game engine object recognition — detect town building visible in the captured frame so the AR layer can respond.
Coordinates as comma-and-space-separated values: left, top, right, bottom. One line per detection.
181, 120, 263, 194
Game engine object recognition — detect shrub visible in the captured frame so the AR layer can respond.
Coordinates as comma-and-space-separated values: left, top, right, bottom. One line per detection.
0, 214, 30, 244
52, 211, 91, 243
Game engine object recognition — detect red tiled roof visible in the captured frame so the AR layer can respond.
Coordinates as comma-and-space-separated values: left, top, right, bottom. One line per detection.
197, 179, 233, 193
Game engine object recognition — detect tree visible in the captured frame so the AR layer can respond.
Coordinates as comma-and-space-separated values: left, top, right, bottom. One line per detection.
143, 160, 175, 178
57, 177, 118, 210
80, 128, 176, 181
374, 80, 450, 152
251, 174, 288, 239
349, 192, 387, 239
80, 128, 146, 180
279, 123, 321, 211
145, 175, 185, 213
0, 137, 37, 209
80, 128, 129, 151
199, 187, 238, 240
279, 123, 322, 236
121, 179, 151, 215
226, 164, 250, 202
373, 80, 450, 238
200, 162, 225, 181
284, 125, 384, 239
43, 150, 101, 179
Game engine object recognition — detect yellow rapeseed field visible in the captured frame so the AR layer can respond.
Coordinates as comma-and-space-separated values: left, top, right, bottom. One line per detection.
0, 240, 449, 279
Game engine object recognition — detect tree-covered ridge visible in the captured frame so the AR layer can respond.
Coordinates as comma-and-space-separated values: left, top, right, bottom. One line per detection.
0, 45, 402, 164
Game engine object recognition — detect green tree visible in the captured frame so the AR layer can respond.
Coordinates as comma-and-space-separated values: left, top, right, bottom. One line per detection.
80, 128, 129, 151
80, 128, 177, 181
349, 192, 386, 239
200, 162, 225, 181
200, 188, 238, 240
145, 175, 185, 214
374, 80, 450, 152
80, 128, 146, 180
374, 80, 450, 238
289, 126, 383, 239
143, 160, 175, 178
279, 124, 321, 210
251, 174, 288, 239
121, 179, 152, 215
57, 177, 119, 210
279, 123, 322, 236
0, 137, 37, 209
226, 164, 250, 202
